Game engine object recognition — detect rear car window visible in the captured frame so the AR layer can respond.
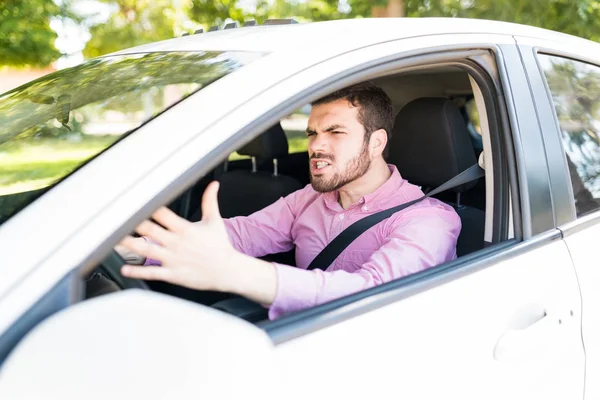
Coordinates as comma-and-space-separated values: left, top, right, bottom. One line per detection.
538, 54, 600, 217
0, 51, 263, 225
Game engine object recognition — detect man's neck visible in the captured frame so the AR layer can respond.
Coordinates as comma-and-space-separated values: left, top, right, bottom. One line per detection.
337, 160, 391, 209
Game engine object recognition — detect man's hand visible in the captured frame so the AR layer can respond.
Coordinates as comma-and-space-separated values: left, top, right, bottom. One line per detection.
115, 240, 146, 265
119, 181, 277, 305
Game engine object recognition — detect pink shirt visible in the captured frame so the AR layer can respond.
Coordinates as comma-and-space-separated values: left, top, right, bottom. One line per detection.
223, 164, 461, 320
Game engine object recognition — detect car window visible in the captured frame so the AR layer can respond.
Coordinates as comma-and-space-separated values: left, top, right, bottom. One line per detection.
281, 106, 310, 154
0, 51, 263, 225
228, 106, 310, 161
538, 54, 600, 217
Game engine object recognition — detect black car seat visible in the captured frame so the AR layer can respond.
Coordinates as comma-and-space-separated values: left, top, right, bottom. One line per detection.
389, 97, 485, 257
216, 122, 304, 218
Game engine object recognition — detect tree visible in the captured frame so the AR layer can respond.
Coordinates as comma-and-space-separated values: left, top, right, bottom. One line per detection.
83, 0, 196, 58
0, 0, 64, 67
408, 0, 600, 42
185, 0, 600, 42
6, 0, 600, 67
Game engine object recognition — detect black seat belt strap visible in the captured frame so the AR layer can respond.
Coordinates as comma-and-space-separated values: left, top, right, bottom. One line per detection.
307, 163, 485, 271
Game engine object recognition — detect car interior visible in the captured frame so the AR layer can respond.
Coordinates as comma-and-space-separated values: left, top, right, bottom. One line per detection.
86, 65, 496, 321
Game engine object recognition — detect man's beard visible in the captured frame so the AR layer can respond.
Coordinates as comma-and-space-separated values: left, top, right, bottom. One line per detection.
310, 140, 371, 193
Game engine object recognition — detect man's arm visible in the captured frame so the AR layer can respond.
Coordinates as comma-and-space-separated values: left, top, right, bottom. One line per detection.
119, 182, 279, 304
267, 206, 461, 319
128, 185, 307, 266
120, 183, 459, 320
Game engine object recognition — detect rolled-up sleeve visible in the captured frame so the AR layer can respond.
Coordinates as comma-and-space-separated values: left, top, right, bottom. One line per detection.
268, 206, 461, 320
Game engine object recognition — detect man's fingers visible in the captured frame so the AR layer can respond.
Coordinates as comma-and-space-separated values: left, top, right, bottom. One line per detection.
134, 220, 175, 245
121, 265, 173, 282
151, 206, 189, 233
201, 181, 223, 223
120, 235, 171, 263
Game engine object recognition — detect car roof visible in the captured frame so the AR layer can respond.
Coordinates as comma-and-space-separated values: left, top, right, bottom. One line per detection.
107, 17, 594, 57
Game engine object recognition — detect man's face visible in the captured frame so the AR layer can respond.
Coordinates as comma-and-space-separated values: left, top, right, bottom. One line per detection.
306, 99, 371, 193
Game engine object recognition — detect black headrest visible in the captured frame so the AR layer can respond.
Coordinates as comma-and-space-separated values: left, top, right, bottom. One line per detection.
388, 98, 477, 193
237, 123, 289, 159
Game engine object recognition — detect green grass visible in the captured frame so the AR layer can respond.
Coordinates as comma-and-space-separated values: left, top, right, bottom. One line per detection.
0, 129, 308, 195
0, 135, 118, 195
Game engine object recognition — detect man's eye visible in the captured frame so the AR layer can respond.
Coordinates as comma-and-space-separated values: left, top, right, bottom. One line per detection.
306, 132, 316, 137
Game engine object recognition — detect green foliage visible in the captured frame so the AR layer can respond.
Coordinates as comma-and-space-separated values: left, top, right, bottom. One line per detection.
83, 0, 188, 58
185, 0, 600, 42
411, 0, 600, 42
3, 0, 600, 69
0, 0, 62, 67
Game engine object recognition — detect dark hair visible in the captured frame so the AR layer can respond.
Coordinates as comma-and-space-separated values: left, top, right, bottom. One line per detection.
311, 82, 394, 154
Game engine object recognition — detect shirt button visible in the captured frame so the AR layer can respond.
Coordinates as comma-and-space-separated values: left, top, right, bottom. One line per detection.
362, 205, 368, 211
339, 214, 345, 220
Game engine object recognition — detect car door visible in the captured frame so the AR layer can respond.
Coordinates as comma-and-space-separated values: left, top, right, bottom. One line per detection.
515, 35, 600, 400
254, 37, 586, 400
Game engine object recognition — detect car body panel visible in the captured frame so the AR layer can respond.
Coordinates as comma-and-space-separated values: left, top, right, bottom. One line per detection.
108, 18, 587, 55
0, 290, 280, 399
513, 35, 600, 400
274, 235, 583, 400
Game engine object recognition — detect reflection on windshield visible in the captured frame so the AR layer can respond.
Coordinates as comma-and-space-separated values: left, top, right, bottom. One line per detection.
0, 51, 262, 225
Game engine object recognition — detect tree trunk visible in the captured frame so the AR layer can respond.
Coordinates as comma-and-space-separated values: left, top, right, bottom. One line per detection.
372, 0, 405, 18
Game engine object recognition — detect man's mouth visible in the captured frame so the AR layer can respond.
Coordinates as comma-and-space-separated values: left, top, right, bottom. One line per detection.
311, 159, 332, 173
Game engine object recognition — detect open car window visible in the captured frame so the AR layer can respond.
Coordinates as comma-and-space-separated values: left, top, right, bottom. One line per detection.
0, 51, 263, 226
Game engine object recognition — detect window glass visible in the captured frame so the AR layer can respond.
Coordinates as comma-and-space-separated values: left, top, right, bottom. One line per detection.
0, 51, 263, 225
228, 106, 309, 161
463, 98, 483, 155
281, 105, 310, 154
538, 54, 600, 216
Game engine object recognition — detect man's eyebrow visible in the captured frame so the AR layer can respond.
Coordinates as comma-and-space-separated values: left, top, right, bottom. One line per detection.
324, 124, 346, 132
306, 124, 347, 134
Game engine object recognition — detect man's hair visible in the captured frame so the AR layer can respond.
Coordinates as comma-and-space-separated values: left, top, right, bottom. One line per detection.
311, 82, 395, 154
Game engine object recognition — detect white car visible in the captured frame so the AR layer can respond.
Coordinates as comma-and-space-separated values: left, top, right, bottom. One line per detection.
0, 17, 599, 400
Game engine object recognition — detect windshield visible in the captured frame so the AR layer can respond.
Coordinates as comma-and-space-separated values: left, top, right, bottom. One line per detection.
0, 50, 262, 225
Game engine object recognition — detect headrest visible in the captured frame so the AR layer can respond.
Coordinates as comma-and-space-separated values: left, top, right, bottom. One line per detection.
388, 98, 477, 193
237, 123, 289, 159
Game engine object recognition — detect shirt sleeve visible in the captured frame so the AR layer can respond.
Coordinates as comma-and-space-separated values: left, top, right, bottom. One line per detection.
268, 203, 461, 320
223, 186, 309, 257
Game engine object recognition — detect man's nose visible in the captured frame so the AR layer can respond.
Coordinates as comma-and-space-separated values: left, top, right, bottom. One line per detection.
308, 132, 328, 154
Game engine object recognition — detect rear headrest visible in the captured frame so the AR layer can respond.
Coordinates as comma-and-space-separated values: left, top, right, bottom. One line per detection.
237, 123, 289, 159
388, 98, 477, 193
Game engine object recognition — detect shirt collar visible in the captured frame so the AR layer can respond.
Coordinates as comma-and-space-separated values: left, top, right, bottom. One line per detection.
322, 164, 405, 211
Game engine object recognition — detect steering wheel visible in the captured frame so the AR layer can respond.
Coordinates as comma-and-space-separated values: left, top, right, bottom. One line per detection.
98, 250, 150, 291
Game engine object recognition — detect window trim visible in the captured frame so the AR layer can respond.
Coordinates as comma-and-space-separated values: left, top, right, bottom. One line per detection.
560, 209, 600, 237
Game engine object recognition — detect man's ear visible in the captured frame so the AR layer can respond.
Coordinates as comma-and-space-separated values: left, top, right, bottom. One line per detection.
369, 128, 388, 157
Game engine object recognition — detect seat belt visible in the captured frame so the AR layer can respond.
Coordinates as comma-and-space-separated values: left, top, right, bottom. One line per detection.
307, 163, 485, 271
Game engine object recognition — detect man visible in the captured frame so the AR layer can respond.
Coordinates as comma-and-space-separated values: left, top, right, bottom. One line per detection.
118, 82, 461, 320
